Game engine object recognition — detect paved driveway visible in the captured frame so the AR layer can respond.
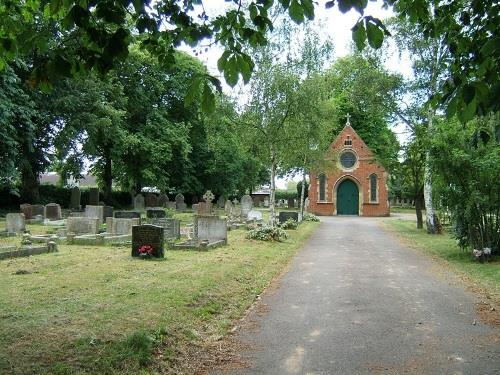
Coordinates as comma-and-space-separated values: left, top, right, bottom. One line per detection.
217, 217, 499, 374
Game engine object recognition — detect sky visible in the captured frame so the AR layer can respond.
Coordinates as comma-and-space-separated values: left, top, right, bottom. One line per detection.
179, 1, 414, 188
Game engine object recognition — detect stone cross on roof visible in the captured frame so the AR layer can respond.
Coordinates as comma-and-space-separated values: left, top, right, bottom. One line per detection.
346, 113, 351, 126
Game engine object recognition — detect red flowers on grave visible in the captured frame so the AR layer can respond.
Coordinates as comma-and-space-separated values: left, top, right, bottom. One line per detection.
138, 244, 154, 257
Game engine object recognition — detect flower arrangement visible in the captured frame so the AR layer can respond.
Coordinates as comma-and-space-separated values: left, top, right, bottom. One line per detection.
138, 244, 155, 257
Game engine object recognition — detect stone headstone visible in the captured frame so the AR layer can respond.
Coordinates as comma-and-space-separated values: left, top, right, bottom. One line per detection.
150, 218, 180, 239
166, 202, 177, 210
20, 204, 33, 220
44, 203, 62, 220
70, 186, 81, 209
192, 204, 199, 214
114, 211, 141, 219
6, 213, 25, 233
247, 210, 263, 221
279, 211, 299, 224
103, 206, 114, 221
132, 224, 164, 258
241, 195, 253, 217
197, 202, 213, 216
32, 204, 45, 217
66, 217, 99, 235
263, 197, 270, 208
89, 188, 100, 205
175, 193, 187, 211
85, 205, 104, 226
304, 197, 310, 212
287, 198, 295, 209
134, 194, 145, 210
146, 208, 166, 219
195, 216, 227, 243
158, 194, 169, 207
217, 196, 225, 208
224, 200, 233, 216
106, 217, 140, 235
232, 198, 239, 205
145, 193, 158, 208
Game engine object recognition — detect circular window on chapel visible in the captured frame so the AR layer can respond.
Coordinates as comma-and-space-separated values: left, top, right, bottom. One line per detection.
340, 151, 357, 169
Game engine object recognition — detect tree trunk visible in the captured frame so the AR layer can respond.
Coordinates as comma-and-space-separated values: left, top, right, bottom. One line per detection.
415, 194, 423, 229
20, 164, 40, 203
299, 158, 307, 219
269, 147, 277, 227
424, 113, 438, 234
102, 146, 113, 205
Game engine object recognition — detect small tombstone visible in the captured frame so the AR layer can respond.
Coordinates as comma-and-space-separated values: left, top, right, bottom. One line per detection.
217, 196, 225, 208
224, 200, 233, 216
106, 217, 140, 235
44, 203, 62, 220
85, 205, 104, 226
247, 210, 263, 221
66, 217, 99, 235
103, 206, 114, 221
263, 197, 270, 208
304, 197, 310, 212
240, 195, 253, 217
150, 218, 180, 239
89, 188, 100, 205
279, 211, 299, 224
70, 186, 81, 210
197, 202, 214, 216
114, 211, 141, 219
158, 194, 169, 207
166, 201, 176, 210
192, 204, 199, 214
20, 204, 33, 220
232, 198, 239, 205
32, 205, 45, 217
132, 224, 164, 258
134, 194, 145, 210
175, 193, 187, 211
145, 193, 158, 208
195, 216, 227, 243
287, 198, 295, 209
6, 213, 25, 234
146, 208, 166, 219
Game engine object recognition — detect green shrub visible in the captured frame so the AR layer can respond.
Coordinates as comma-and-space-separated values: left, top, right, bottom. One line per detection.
246, 226, 288, 241
274, 190, 297, 200
280, 218, 298, 230
303, 213, 320, 222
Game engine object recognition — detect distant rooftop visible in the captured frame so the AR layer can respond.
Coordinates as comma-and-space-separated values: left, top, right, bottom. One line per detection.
39, 173, 98, 187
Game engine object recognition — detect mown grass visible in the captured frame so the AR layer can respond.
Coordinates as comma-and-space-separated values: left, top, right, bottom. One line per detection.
384, 219, 499, 299
0, 221, 318, 374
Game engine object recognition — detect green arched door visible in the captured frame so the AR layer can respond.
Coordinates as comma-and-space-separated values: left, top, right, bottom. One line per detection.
337, 179, 359, 215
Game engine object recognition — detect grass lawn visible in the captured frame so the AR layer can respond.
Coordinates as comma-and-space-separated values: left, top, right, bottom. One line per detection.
383, 219, 499, 299
0, 221, 318, 374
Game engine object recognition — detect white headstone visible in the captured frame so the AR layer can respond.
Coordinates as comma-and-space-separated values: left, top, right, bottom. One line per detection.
240, 195, 253, 217
6, 213, 25, 233
247, 210, 263, 221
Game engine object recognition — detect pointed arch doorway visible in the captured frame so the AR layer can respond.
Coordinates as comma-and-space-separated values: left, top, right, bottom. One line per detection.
337, 179, 359, 215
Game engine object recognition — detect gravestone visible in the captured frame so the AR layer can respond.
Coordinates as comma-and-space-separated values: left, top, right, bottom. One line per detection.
195, 216, 227, 243
192, 204, 199, 214
166, 202, 176, 210
224, 200, 233, 216
114, 211, 141, 219
134, 194, 145, 210
279, 211, 299, 224
66, 217, 99, 235
150, 218, 180, 239
240, 195, 253, 217
103, 206, 114, 221
70, 186, 81, 209
264, 197, 270, 208
247, 210, 263, 221
217, 196, 225, 208
132, 224, 164, 258
197, 202, 213, 216
175, 193, 187, 211
89, 188, 100, 205
145, 193, 158, 208
44, 203, 62, 220
304, 197, 310, 212
287, 198, 295, 209
20, 204, 33, 220
106, 217, 140, 235
85, 205, 104, 225
158, 194, 169, 207
232, 198, 239, 205
6, 213, 25, 233
146, 208, 166, 219
32, 204, 45, 217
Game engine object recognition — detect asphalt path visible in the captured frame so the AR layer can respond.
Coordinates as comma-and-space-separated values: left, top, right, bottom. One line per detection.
216, 217, 499, 375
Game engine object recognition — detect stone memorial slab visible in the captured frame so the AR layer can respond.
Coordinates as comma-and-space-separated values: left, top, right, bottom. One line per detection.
20, 204, 33, 220
66, 217, 99, 235
279, 211, 299, 224
70, 186, 81, 209
195, 216, 227, 243
89, 188, 100, 205
103, 206, 114, 221
192, 204, 199, 214
224, 200, 233, 216
44, 203, 62, 220
264, 197, 270, 207
197, 202, 213, 216
158, 194, 169, 207
217, 196, 225, 208
114, 211, 141, 219
247, 210, 263, 221
132, 224, 164, 258
166, 202, 176, 210
150, 218, 180, 239
241, 195, 253, 217
6, 213, 25, 233
106, 217, 140, 235
85, 205, 104, 225
145, 193, 158, 208
32, 204, 45, 217
146, 208, 166, 219
175, 193, 187, 211
134, 194, 145, 210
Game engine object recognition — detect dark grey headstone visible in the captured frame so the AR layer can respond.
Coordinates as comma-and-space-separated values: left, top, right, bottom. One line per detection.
114, 211, 141, 219
44, 203, 62, 220
132, 224, 164, 258
175, 193, 185, 211
89, 188, 100, 206
158, 194, 169, 207
217, 196, 225, 208
150, 218, 180, 239
134, 194, 145, 210
70, 186, 81, 209
20, 204, 33, 220
146, 208, 166, 219
145, 193, 158, 208
32, 205, 45, 217
103, 206, 114, 221
279, 211, 299, 224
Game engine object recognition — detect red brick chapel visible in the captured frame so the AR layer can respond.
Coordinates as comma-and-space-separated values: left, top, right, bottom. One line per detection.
308, 120, 390, 216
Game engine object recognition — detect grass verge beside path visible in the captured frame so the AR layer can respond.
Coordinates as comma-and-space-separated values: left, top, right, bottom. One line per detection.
383, 219, 499, 300
0, 221, 318, 374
